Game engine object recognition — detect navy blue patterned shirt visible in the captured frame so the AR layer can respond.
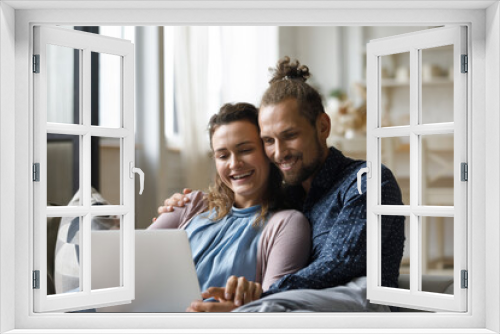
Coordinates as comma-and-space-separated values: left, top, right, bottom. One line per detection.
265, 147, 405, 294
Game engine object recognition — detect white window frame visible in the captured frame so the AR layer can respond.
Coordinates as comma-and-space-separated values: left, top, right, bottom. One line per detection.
365, 26, 467, 312
32, 26, 136, 312
1, 2, 498, 333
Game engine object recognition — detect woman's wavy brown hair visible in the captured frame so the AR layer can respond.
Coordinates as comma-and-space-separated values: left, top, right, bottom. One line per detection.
206, 102, 286, 227
261, 56, 325, 126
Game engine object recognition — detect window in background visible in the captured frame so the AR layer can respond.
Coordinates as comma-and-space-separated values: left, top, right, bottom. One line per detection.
163, 26, 278, 151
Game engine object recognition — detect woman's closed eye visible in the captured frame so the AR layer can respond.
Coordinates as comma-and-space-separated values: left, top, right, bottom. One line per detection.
239, 148, 254, 154
215, 151, 228, 160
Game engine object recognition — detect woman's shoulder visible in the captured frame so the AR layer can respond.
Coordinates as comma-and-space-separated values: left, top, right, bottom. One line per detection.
266, 209, 309, 228
270, 208, 306, 218
261, 209, 311, 244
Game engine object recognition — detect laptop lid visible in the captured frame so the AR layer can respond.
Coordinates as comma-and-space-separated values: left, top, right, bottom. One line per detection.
91, 229, 202, 312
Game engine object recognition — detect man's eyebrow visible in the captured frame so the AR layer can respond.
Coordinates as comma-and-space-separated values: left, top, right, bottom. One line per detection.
281, 128, 297, 134
260, 127, 297, 137
275, 127, 298, 136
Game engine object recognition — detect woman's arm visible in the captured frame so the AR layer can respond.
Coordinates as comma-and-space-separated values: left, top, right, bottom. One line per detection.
258, 210, 311, 291
191, 210, 311, 311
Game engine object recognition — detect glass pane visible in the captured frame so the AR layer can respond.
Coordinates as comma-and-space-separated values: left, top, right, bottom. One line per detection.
380, 52, 410, 127
421, 45, 454, 124
381, 215, 410, 290
46, 44, 80, 124
91, 217, 122, 290
91, 52, 122, 128
52, 216, 81, 294
381, 137, 410, 205
47, 134, 80, 206
421, 134, 454, 206
92, 137, 121, 205
421, 216, 454, 294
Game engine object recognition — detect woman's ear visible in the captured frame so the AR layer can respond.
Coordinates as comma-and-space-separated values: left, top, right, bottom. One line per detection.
316, 113, 331, 141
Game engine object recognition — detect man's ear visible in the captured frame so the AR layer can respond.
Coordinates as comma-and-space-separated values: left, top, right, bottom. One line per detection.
317, 113, 331, 141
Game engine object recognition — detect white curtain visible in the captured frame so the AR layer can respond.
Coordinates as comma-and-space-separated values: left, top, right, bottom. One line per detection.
172, 26, 278, 191
174, 27, 214, 190
220, 26, 278, 106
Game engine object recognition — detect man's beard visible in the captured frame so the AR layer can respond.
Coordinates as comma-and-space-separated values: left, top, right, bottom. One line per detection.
280, 139, 323, 186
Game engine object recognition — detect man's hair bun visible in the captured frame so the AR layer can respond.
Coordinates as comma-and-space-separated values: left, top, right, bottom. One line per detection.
269, 56, 310, 84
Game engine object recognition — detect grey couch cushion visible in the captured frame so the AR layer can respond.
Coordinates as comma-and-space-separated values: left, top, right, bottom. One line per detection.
398, 274, 454, 294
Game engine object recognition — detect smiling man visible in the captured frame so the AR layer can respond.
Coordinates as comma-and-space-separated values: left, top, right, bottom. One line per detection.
248, 57, 405, 301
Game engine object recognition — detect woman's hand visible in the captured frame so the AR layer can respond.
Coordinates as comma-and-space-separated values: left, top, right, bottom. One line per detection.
204, 276, 262, 306
186, 299, 238, 312
186, 276, 262, 312
222, 275, 263, 307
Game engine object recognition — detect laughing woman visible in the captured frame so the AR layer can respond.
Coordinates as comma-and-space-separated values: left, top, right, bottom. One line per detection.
148, 103, 310, 312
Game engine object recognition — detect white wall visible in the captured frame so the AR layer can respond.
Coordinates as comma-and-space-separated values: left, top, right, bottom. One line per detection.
0, 2, 16, 333
278, 26, 343, 99
486, 3, 500, 332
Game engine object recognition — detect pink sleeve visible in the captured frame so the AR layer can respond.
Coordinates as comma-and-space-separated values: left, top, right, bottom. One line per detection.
146, 191, 208, 230
257, 210, 311, 291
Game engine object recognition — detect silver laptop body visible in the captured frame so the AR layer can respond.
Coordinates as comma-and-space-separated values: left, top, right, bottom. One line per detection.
91, 229, 202, 312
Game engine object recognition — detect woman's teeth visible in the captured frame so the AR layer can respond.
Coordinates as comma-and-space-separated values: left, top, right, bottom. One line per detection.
232, 171, 253, 180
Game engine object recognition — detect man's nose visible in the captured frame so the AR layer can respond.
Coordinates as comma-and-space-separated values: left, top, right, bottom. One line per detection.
274, 140, 288, 162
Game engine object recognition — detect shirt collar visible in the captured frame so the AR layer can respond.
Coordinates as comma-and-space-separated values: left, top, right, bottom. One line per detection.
310, 146, 346, 191
285, 147, 346, 209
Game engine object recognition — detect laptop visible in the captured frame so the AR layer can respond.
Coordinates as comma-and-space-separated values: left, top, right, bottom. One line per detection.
91, 229, 202, 312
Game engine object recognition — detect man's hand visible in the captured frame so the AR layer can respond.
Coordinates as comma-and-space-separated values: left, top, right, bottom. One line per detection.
156, 188, 192, 215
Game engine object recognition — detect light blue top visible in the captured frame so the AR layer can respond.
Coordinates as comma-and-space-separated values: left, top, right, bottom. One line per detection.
184, 205, 264, 293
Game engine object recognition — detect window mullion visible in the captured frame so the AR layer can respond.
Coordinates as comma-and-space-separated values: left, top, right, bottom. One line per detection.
409, 47, 420, 293
81, 47, 92, 295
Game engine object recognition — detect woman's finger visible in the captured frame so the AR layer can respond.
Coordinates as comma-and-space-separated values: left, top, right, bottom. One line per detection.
224, 276, 238, 300
234, 276, 249, 306
243, 283, 255, 306
253, 282, 263, 301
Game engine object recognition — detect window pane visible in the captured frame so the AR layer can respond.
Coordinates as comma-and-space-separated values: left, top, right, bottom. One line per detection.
53, 216, 81, 295
47, 134, 80, 206
421, 216, 454, 294
91, 52, 122, 128
381, 215, 410, 290
421, 133, 454, 206
381, 137, 410, 205
46, 44, 80, 124
380, 52, 410, 127
93, 137, 121, 205
91, 218, 122, 290
421, 45, 454, 124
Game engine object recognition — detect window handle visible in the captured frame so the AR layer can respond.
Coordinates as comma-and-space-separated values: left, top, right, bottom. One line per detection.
357, 162, 371, 195
129, 162, 145, 195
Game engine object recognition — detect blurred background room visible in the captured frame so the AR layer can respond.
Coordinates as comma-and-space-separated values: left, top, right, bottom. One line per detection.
46, 26, 455, 294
